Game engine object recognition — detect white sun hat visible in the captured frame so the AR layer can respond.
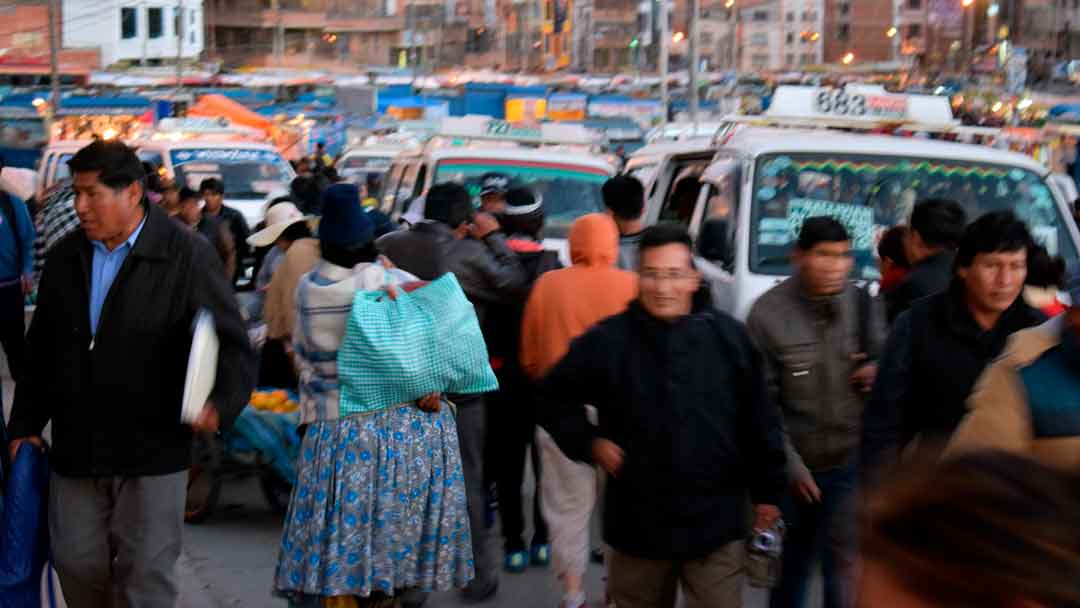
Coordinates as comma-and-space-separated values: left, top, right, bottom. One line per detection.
247, 201, 312, 247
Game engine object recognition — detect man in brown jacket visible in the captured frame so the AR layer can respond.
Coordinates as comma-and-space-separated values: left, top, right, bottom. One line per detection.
949, 271, 1080, 471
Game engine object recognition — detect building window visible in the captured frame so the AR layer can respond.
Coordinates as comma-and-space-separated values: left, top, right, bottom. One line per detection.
908, 23, 921, 37
752, 9, 768, 21
802, 10, 816, 21
751, 53, 768, 67
148, 7, 163, 39
786, 32, 794, 43
838, 23, 849, 40
785, 53, 794, 65
802, 52, 815, 64
839, 2, 849, 15
786, 11, 794, 22
121, 7, 138, 39
701, 32, 713, 44
750, 32, 768, 45
907, 0, 921, 8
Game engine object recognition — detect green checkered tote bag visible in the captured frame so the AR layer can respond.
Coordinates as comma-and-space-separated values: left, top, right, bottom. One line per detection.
338, 273, 499, 416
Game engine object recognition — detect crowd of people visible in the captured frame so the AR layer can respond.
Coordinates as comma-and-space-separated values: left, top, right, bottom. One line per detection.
0, 138, 1079, 608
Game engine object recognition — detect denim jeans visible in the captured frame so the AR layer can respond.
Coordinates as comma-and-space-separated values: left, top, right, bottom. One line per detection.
769, 463, 857, 608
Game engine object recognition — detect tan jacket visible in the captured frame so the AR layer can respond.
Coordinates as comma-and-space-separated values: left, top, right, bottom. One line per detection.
264, 238, 321, 340
949, 316, 1080, 472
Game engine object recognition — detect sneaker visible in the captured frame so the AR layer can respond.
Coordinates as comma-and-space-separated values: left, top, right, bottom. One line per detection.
561, 591, 587, 608
504, 550, 529, 574
530, 544, 551, 567
460, 579, 498, 604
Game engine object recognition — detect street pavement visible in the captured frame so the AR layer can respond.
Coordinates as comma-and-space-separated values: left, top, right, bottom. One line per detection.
179, 477, 783, 608
179, 476, 611, 608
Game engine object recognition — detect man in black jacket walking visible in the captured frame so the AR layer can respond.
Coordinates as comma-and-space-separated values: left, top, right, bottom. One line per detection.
861, 211, 1043, 481
541, 223, 786, 608
885, 198, 966, 323
198, 177, 250, 284
7, 141, 255, 607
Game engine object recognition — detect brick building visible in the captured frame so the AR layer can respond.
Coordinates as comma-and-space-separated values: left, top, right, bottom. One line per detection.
822, 0, 893, 64
0, 1, 101, 78
204, 0, 512, 70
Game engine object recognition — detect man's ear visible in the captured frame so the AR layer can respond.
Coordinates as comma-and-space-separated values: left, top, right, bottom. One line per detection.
126, 181, 144, 208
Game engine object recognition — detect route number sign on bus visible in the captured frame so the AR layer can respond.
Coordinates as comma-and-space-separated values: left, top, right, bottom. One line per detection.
812, 89, 908, 120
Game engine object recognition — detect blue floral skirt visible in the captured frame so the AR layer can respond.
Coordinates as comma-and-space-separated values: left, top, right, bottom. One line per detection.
274, 405, 474, 599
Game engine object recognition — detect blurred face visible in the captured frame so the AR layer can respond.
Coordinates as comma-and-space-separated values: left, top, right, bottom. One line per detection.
178, 197, 202, 226
480, 193, 506, 214
160, 188, 180, 213
957, 249, 1027, 316
793, 240, 854, 297
638, 243, 701, 322
73, 171, 144, 249
201, 190, 224, 214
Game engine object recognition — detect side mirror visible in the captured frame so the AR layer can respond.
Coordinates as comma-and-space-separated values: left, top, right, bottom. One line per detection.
698, 217, 732, 265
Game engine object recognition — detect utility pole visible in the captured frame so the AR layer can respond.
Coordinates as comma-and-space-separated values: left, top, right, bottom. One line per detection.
176, 3, 184, 94
272, 0, 284, 67
728, 0, 737, 72
689, 0, 699, 127
47, 0, 60, 115
659, 0, 669, 125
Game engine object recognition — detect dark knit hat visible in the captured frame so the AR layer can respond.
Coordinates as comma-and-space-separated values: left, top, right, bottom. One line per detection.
319, 183, 374, 248
503, 187, 542, 217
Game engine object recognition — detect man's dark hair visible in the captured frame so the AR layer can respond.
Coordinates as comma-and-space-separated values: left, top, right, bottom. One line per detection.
602, 175, 645, 221
199, 177, 225, 195
280, 221, 312, 243
797, 216, 849, 250
878, 225, 910, 269
66, 140, 145, 191
178, 187, 199, 203
425, 182, 474, 229
910, 198, 966, 250
639, 222, 693, 258
955, 211, 1033, 269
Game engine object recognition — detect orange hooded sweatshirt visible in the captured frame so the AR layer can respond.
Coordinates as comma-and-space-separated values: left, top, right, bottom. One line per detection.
520, 213, 638, 380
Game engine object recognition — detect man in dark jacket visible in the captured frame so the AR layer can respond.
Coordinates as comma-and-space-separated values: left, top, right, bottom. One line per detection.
861, 211, 1044, 482
541, 223, 786, 608
748, 218, 885, 608
484, 187, 561, 574
7, 141, 255, 606
377, 182, 526, 603
198, 177, 250, 284
885, 198, 966, 323
377, 181, 526, 324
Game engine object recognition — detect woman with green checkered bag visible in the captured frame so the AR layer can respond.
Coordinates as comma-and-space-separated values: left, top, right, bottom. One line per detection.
274, 184, 494, 608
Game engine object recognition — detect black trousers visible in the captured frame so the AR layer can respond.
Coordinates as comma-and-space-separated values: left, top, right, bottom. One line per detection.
486, 367, 549, 553
0, 282, 25, 384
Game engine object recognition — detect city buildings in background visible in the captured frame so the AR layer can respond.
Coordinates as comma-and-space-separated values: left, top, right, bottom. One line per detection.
63, 0, 204, 68
2, 0, 1080, 76
0, 1, 100, 79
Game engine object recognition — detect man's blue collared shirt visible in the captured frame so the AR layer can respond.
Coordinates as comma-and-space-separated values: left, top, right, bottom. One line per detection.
89, 216, 146, 336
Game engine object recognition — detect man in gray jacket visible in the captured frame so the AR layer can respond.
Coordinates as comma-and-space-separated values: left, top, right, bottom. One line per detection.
378, 181, 525, 603
747, 217, 885, 608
